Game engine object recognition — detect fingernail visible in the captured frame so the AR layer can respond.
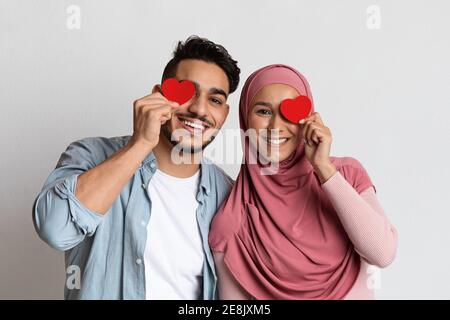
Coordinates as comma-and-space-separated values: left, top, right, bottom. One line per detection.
299, 119, 305, 124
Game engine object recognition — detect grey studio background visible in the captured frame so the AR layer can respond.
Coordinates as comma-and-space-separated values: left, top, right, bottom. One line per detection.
1, 0, 449, 299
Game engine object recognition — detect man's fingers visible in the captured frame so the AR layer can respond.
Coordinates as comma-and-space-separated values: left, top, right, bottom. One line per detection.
145, 104, 172, 113
134, 91, 164, 102
147, 104, 175, 120
134, 90, 179, 107
160, 113, 173, 124
135, 101, 179, 116
135, 97, 175, 108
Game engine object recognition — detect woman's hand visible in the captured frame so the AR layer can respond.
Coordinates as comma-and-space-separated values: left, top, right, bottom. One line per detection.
299, 112, 337, 183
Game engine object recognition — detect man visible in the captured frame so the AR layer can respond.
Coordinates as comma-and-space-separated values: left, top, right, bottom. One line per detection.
32, 36, 240, 299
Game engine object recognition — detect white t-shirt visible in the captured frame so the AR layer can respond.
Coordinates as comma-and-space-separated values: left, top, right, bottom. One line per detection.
144, 169, 204, 300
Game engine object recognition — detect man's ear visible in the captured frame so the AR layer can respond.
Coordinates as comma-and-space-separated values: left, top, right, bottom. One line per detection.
152, 84, 162, 94
224, 104, 230, 117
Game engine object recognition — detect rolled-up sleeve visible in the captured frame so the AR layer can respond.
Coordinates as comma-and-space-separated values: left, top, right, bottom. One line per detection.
32, 139, 105, 251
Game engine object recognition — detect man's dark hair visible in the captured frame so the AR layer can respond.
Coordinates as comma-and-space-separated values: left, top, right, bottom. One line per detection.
162, 36, 240, 94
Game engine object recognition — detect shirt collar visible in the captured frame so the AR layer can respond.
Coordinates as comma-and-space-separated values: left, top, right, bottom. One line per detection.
199, 157, 211, 196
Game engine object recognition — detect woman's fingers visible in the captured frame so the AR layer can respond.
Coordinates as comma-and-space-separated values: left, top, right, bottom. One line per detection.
312, 112, 324, 125
303, 121, 329, 146
301, 120, 310, 143
302, 120, 316, 145
305, 122, 322, 145
311, 128, 323, 144
303, 121, 313, 144
300, 112, 327, 146
299, 112, 323, 125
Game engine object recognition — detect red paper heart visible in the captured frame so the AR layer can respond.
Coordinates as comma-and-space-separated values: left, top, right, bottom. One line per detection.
280, 96, 312, 124
161, 78, 196, 105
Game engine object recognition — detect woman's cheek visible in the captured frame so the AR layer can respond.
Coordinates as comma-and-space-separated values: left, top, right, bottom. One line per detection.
249, 115, 269, 131
287, 122, 301, 136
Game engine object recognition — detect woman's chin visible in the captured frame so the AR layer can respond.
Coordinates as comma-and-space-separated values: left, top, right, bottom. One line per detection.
260, 141, 298, 164
258, 151, 292, 164
249, 140, 297, 164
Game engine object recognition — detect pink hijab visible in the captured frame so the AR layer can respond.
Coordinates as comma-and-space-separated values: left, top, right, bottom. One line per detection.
209, 64, 366, 299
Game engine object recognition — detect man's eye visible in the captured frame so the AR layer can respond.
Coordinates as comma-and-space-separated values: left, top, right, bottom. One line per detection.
210, 98, 223, 105
256, 109, 272, 116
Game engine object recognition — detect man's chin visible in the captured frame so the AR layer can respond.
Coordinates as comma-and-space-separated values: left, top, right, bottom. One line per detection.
162, 123, 216, 154
172, 142, 205, 154
168, 135, 210, 153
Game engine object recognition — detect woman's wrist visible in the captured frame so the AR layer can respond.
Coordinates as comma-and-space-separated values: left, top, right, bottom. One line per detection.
313, 161, 338, 184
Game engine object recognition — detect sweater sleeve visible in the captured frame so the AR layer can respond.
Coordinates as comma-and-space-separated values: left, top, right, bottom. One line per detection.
321, 171, 398, 268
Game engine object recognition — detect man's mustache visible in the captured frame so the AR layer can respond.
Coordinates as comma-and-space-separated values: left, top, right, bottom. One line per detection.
174, 112, 214, 128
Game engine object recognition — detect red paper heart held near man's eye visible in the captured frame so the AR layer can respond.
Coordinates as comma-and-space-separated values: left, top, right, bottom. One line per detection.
280, 96, 312, 124
161, 78, 196, 105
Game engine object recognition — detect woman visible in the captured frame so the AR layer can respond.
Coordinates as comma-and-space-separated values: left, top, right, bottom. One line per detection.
208, 64, 398, 300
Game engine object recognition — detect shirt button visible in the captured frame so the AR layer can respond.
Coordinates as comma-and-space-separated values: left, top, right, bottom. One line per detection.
141, 220, 146, 227
142, 183, 146, 189
150, 162, 155, 169
136, 258, 142, 265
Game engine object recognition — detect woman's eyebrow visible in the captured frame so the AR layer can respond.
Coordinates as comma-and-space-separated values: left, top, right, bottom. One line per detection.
253, 101, 272, 107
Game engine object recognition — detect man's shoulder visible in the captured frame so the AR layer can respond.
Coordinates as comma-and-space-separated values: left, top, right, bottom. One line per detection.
72, 135, 131, 151
69, 135, 131, 156
61, 135, 132, 165
202, 158, 235, 190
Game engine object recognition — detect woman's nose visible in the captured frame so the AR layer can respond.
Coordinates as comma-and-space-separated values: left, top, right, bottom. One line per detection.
268, 113, 287, 131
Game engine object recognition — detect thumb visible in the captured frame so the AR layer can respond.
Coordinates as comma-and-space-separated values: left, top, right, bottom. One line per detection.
152, 84, 162, 94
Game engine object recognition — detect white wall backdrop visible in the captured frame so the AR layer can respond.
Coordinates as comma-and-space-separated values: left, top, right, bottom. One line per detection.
1, 0, 449, 299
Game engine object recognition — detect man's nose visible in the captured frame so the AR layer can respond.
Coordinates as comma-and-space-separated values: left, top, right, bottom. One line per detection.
187, 94, 208, 118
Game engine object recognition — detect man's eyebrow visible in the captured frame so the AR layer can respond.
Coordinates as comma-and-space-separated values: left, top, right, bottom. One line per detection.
209, 87, 228, 99
253, 101, 272, 107
190, 81, 228, 99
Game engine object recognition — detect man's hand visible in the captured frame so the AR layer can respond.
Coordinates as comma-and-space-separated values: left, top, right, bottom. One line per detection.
131, 90, 179, 151
74, 89, 179, 215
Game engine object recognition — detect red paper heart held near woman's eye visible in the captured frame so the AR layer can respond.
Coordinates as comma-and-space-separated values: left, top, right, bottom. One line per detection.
161, 78, 196, 105
280, 96, 312, 124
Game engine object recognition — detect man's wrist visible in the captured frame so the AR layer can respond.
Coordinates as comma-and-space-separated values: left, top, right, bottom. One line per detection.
125, 137, 154, 163
127, 137, 154, 152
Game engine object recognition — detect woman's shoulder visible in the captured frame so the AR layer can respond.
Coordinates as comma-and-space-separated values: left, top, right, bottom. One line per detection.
209, 206, 236, 252
329, 156, 376, 193
329, 156, 365, 170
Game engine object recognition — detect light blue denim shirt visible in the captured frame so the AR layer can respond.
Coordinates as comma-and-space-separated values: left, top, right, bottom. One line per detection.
32, 135, 234, 300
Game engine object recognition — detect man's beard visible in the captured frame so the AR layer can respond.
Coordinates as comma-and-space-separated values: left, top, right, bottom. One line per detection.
161, 121, 216, 154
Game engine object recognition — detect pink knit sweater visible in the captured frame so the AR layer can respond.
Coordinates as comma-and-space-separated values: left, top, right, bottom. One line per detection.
213, 171, 398, 300
322, 171, 398, 299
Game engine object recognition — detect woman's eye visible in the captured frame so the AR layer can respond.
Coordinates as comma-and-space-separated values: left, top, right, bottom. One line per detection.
256, 109, 272, 116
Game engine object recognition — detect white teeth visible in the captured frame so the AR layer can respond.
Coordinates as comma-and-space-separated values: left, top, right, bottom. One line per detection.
183, 120, 205, 130
267, 138, 288, 145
